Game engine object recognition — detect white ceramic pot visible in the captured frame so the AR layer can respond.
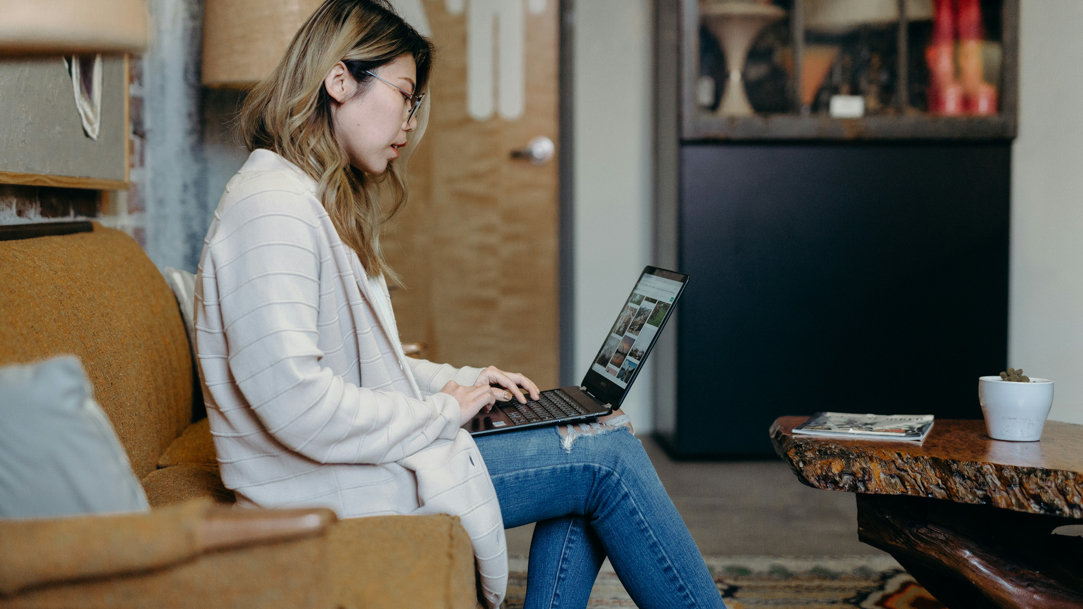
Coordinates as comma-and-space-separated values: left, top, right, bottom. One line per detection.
978, 376, 1054, 442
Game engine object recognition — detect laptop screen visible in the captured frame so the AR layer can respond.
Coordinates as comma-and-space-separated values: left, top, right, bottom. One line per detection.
580, 266, 688, 408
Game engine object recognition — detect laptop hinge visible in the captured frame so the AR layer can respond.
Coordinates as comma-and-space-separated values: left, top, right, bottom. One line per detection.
581, 387, 613, 410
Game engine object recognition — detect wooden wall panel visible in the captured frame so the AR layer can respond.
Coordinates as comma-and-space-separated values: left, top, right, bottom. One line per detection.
384, 0, 560, 388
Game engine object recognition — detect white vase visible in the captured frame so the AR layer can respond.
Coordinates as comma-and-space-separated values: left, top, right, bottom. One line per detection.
978, 376, 1054, 442
700, 1, 786, 116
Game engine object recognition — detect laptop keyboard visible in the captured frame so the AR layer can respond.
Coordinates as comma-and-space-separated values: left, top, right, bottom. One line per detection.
503, 390, 593, 425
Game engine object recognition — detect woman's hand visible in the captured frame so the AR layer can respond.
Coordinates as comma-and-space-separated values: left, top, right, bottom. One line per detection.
441, 381, 502, 425
474, 366, 540, 404
441, 366, 541, 425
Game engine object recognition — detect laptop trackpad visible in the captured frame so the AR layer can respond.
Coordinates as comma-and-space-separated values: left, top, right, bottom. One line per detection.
469, 408, 512, 432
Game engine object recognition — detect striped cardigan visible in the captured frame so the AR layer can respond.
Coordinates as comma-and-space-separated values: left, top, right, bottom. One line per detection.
195, 149, 507, 608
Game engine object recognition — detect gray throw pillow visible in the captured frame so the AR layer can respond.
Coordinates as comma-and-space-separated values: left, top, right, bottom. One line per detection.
0, 356, 149, 519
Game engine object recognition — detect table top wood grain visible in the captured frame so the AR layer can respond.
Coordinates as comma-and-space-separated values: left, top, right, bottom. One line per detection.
770, 416, 1083, 519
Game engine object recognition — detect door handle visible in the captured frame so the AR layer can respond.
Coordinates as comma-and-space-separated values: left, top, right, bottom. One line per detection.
510, 136, 555, 165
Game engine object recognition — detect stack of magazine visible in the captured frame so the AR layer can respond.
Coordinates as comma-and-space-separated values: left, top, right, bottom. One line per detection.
793, 412, 935, 442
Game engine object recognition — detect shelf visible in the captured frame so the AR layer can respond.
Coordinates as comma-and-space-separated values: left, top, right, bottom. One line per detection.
683, 112, 1015, 142
663, 0, 1018, 141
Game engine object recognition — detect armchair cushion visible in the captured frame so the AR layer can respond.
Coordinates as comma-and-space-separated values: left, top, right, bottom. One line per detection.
157, 418, 216, 468
0, 356, 148, 518
328, 514, 478, 609
142, 464, 235, 506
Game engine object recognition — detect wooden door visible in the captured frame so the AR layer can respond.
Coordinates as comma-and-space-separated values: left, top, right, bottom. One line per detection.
384, 0, 560, 388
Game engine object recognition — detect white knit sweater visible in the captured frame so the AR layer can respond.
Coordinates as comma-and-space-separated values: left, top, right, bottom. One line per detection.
194, 149, 507, 607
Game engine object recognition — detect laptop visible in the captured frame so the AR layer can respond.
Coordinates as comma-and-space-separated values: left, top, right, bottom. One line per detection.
466, 265, 688, 436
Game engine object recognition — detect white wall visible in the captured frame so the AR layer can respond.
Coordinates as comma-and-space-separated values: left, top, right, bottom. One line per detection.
572, 0, 656, 432
1010, 0, 1083, 424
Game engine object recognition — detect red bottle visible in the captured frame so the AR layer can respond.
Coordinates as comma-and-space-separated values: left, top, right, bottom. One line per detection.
956, 0, 997, 114
926, 0, 964, 115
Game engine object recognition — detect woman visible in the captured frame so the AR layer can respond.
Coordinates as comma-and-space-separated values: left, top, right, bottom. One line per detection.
195, 1, 725, 607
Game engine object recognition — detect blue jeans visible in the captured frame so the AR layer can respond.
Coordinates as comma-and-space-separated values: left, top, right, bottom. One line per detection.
475, 426, 726, 609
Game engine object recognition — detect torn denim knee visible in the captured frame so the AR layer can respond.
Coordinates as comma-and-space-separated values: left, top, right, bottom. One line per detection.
558, 413, 633, 451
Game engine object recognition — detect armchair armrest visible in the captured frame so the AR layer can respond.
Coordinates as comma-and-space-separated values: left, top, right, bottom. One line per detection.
1, 501, 479, 609
0, 498, 335, 597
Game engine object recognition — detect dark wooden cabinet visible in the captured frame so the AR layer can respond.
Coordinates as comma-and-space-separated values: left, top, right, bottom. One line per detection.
651, 1, 1017, 458
654, 142, 1009, 457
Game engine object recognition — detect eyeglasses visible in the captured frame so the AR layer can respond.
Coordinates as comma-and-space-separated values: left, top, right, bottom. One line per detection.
364, 70, 425, 123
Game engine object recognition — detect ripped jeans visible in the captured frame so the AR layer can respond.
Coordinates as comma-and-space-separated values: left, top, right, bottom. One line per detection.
475, 425, 726, 609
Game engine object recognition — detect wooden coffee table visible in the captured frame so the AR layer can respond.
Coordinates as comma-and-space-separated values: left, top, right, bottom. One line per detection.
770, 416, 1083, 609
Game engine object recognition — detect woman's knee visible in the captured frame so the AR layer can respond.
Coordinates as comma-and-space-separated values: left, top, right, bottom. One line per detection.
571, 427, 652, 477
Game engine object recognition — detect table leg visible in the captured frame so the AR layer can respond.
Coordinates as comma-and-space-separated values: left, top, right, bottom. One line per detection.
855, 494, 1083, 609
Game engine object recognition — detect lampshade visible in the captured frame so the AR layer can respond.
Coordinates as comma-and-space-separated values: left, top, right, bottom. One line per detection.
805, 0, 933, 33
0, 0, 147, 55
202, 0, 322, 88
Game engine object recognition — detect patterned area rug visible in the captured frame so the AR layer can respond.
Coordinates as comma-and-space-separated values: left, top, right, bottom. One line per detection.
503, 555, 948, 608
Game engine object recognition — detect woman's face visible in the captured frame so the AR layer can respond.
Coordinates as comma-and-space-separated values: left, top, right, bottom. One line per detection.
327, 54, 419, 175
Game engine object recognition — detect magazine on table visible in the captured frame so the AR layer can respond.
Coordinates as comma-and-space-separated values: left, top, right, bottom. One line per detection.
793, 412, 935, 442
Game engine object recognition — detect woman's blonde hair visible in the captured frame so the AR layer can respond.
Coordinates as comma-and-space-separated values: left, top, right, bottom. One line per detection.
239, 0, 433, 281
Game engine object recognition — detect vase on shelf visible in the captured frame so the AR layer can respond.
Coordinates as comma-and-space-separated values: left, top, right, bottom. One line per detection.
799, 44, 839, 114
956, 0, 997, 114
700, 0, 786, 116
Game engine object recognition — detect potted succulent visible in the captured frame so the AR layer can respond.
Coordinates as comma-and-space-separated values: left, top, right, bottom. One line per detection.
978, 368, 1054, 442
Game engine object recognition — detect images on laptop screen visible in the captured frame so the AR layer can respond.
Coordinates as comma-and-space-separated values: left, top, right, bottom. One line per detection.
589, 269, 685, 390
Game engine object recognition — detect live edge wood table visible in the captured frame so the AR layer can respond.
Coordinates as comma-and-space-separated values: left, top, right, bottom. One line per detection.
770, 417, 1083, 609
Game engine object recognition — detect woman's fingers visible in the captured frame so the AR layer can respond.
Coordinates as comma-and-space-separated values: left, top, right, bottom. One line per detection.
512, 373, 541, 400
491, 386, 514, 403
443, 380, 499, 424
479, 366, 541, 403
496, 368, 538, 397
476, 384, 498, 404
447, 367, 544, 425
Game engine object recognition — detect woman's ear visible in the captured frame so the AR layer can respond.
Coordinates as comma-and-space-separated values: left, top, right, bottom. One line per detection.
324, 61, 352, 103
